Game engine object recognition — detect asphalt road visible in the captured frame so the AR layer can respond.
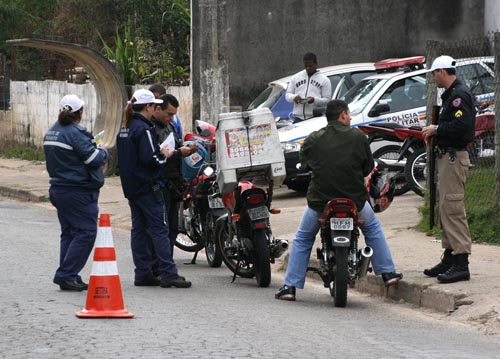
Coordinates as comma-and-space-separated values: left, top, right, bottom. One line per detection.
1, 198, 500, 359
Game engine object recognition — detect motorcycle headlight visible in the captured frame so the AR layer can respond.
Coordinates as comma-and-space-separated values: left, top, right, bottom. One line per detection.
281, 141, 301, 154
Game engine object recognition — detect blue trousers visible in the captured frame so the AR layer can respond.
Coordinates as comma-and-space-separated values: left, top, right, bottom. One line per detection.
49, 187, 99, 282
284, 202, 396, 289
129, 192, 178, 281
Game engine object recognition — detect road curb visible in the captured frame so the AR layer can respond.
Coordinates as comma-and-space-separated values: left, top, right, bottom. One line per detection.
0, 186, 47, 203
283, 253, 462, 313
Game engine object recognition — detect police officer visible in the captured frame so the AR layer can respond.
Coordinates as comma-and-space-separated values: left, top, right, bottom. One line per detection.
152, 94, 196, 255
422, 55, 475, 283
116, 89, 191, 288
44, 94, 108, 291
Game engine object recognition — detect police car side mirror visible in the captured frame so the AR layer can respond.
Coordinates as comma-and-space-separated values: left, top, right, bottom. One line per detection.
368, 103, 390, 117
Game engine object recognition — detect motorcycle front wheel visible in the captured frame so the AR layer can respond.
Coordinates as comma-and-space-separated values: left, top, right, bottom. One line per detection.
253, 228, 271, 287
331, 247, 348, 308
405, 147, 426, 197
372, 144, 410, 196
215, 220, 255, 278
175, 232, 204, 252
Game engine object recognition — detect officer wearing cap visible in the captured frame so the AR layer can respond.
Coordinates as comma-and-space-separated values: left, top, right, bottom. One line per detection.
117, 89, 191, 288
422, 55, 476, 283
44, 94, 109, 291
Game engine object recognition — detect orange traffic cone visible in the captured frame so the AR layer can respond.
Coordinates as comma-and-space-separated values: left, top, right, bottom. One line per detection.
76, 213, 134, 318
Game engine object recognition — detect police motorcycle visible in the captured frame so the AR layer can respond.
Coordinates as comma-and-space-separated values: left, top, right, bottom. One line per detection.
214, 109, 289, 287
175, 120, 226, 267
306, 160, 396, 307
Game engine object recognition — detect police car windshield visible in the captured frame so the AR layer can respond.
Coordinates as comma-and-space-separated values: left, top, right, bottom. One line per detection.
247, 84, 285, 110
341, 78, 386, 115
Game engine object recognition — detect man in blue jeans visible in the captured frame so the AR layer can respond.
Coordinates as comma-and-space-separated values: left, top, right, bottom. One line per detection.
275, 99, 402, 301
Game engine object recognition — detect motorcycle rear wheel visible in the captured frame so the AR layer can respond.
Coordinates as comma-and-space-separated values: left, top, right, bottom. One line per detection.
253, 228, 271, 287
331, 247, 348, 307
216, 220, 255, 278
205, 213, 222, 268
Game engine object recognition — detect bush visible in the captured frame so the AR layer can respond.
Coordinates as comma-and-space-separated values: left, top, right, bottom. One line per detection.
0, 141, 45, 162
417, 165, 500, 245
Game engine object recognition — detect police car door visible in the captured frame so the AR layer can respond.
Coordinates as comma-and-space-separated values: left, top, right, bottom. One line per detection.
364, 74, 427, 127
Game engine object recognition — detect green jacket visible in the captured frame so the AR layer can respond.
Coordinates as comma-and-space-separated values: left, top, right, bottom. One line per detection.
300, 120, 373, 212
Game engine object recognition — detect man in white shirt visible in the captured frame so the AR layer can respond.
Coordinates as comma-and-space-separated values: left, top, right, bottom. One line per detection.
285, 52, 332, 122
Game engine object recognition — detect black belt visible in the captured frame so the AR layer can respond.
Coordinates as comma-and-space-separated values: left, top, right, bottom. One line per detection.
437, 146, 467, 153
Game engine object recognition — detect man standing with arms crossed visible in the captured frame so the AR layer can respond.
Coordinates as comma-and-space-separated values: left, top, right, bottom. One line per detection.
285, 52, 332, 123
422, 55, 475, 283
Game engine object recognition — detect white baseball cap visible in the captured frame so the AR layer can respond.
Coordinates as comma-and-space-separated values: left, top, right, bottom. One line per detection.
60, 94, 85, 112
131, 89, 163, 105
430, 55, 456, 71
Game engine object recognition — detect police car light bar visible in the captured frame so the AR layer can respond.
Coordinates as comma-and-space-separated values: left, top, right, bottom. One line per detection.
374, 56, 426, 72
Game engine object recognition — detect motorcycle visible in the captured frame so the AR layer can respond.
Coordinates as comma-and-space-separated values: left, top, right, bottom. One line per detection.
175, 120, 226, 267
308, 160, 395, 307
214, 172, 289, 287
360, 111, 496, 197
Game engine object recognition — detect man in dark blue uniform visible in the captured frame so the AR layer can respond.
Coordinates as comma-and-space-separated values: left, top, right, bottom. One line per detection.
422, 55, 476, 283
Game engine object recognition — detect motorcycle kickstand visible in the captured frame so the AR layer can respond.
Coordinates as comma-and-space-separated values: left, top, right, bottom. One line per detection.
231, 259, 241, 283
184, 250, 198, 265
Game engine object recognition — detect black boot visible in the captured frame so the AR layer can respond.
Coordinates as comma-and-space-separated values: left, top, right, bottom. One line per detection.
423, 249, 453, 277
437, 254, 470, 283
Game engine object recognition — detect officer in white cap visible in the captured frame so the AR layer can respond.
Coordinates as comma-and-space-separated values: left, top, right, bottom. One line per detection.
422, 55, 476, 283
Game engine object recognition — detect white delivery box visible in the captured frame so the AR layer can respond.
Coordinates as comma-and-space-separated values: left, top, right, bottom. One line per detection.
216, 108, 286, 194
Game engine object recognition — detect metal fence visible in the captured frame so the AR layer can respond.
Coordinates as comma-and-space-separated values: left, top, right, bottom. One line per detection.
425, 32, 500, 242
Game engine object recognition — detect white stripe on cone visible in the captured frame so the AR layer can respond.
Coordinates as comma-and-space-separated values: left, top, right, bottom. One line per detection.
90, 261, 119, 276
96, 227, 114, 247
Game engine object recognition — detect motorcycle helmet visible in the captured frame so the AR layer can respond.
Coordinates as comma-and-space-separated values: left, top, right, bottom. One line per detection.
367, 169, 395, 213
182, 141, 209, 180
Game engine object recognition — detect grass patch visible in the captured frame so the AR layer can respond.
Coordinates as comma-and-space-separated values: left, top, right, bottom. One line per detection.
0, 141, 45, 162
417, 164, 500, 245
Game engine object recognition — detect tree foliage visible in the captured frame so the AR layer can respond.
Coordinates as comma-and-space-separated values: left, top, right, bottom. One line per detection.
0, 0, 190, 85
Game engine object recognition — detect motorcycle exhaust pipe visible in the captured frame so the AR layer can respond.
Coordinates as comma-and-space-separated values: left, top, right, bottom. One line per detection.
271, 239, 289, 258
357, 246, 373, 279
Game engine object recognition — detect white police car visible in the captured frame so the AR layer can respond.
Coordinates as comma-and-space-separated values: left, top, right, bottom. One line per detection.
279, 56, 495, 191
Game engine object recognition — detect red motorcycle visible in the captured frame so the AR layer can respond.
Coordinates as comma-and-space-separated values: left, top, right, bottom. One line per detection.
359, 111, 495, 197
308, 159, 395, 307
214, 173, 288, 287
175, 120, 226, 267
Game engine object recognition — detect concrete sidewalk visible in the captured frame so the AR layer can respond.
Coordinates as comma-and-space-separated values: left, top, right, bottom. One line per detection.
1, 157, 499, 335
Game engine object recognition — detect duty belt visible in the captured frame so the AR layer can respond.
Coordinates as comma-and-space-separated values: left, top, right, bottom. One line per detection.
435, 146, 467, 162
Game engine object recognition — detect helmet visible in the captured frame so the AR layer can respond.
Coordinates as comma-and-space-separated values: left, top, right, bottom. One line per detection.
367, 169, 395, 213
182, 141, 209, 179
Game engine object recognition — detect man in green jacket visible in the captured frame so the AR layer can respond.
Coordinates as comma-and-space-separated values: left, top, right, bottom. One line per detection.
275, 99, 402, 301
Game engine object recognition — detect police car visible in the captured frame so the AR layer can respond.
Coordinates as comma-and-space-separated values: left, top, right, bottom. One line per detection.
279, 56, 495, 191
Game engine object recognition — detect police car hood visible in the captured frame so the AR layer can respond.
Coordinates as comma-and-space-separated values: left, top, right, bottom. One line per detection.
278, 116, 327, 144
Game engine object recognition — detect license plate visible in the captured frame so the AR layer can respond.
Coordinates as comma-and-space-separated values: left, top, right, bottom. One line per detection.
208, 196, 224, 209
330, 217, 353, 230
247, 206, 269, 220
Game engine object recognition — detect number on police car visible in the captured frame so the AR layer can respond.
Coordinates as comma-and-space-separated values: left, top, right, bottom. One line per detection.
330, 217, 353, 230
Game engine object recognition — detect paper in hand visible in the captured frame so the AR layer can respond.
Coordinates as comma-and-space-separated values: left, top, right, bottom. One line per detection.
160, 132, 175, 152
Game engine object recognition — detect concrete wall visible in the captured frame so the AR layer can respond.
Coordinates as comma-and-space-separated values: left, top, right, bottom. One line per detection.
485, 0, 500, 33
225, 0, 485, 108
0, 81, 191, 149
